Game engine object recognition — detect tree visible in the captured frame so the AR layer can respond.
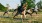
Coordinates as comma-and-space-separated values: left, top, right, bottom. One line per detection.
0, 3, 7, 11
37, 0, 42, 9
21, 0, 35, 10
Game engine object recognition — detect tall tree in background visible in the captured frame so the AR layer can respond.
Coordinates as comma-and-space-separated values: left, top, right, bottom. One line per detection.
21, 0, 35, 10
37, 0, 42, 9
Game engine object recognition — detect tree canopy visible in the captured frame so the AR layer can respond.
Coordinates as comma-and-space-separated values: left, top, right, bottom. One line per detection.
37, 0, 42, 9
21, 0, 35, 9
0, 3, 7, 11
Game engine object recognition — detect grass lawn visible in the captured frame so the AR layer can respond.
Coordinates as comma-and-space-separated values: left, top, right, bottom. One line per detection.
0, 12, 42, 23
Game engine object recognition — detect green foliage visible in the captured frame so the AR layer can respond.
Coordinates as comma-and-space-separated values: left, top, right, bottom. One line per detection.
21, 0, 35, 9
37, 1, 42, 9
0, 3, 7, 11
9, 9, 14, 12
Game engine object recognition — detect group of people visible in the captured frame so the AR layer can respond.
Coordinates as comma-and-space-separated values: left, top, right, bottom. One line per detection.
3, 2, 39, 19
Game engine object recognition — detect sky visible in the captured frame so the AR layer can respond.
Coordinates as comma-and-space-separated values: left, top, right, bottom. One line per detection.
35, 0, 40, 4
0, 0, 40, 9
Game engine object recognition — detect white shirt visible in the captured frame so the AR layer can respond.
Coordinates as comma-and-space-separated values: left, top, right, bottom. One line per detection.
27, 9, 32, 13
34, 5, 38, 11
34, 7, 38, 11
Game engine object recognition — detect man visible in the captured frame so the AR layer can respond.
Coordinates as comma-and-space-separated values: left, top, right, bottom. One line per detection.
32, 5, 38, 14
3, 4, 10, 16
12, 9, 17, 16
13, 2, 28, 19
12, 4, 19, 16
25, 8, 32, 16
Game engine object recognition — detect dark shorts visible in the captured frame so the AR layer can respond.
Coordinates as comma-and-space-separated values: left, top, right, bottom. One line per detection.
18, 7, 24, 12
4, 11, 8, 13
26, 12, 31, 14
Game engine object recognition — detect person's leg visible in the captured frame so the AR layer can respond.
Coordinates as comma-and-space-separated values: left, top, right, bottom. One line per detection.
25, 12, 28, 15
7, 12, 8, 14
22, 10, 26, 19
12, 12, 14, 16
3, 12, 5, 16
7, 12, 10, 17
35, 11, 37, 14
13, 11, 19, 18
3, 12, 7, 16
30, 13, 32, 16
31, 10, 34, 14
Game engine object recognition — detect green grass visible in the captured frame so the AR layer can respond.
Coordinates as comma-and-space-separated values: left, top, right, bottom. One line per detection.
0, 12, 42, 23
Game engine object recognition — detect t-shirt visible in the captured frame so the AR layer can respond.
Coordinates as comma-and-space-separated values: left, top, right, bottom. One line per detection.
34, 7, 38, 11
27, 9, 32, 13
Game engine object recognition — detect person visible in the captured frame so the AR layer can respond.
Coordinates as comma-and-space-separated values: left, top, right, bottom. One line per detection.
25, 8, 32, 16
12, 4, 19, 16
3, 4, 10, 16
13, 2, 28, 19
32, 5, 38, 14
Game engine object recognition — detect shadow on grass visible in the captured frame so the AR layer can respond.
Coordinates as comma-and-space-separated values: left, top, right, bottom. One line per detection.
0, 16, 10, 18
13, 18, 22, 20
32, 21, 38, 23
13, 18, 29, 20
0, 15, 29, 21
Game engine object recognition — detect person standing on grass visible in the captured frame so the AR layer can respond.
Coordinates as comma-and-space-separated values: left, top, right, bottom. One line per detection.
13, 2, 28, 19
12, 4, 19, 16
34, 5, 38, 14
26, 8, 33, 16
3, 4, 10, 16
31, 5, 38, 14
22, 2, 28, 18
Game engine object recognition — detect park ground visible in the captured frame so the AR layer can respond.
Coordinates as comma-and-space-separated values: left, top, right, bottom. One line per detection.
0, 12, 42, 23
